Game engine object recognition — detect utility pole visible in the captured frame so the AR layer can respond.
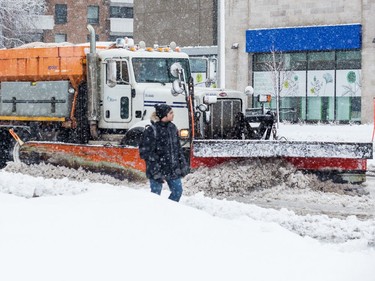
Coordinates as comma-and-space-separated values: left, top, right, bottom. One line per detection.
217, 0, 225, 89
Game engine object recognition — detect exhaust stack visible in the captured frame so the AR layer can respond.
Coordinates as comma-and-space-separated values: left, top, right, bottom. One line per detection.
86, 24, 99, 139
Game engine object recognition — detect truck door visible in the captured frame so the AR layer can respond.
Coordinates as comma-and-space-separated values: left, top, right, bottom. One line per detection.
103, 59, 132, 123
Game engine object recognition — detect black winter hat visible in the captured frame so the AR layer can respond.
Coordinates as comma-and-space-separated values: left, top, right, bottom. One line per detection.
155, 103, 172, 119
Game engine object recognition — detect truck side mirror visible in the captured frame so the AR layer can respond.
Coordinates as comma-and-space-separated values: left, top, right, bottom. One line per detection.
107, 60, 117, 88
171, 80, 185, 96
170, 62, 186, 96
170, 62, 182, 78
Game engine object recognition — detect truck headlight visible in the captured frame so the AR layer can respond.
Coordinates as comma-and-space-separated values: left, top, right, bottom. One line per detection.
203, 95, 217, 104
198, 104, 208, 112
179, 129, 189, 139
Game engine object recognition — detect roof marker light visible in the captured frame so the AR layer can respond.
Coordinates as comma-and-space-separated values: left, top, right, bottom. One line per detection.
170, 41, 177, 50
115, 38, 126, 48
139, 41, 146, 49
127, 38, 135, 48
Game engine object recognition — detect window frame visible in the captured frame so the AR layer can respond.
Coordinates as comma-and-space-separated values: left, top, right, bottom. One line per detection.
55, 33, 67, 43
55, 4, 67, 24
110, 6, 134, 18
87, 5, 100, 24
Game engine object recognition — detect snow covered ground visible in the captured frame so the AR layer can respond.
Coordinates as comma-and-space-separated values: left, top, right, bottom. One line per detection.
0, 124, 375, 281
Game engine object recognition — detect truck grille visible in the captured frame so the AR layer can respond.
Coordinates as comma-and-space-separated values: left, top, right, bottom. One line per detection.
209, 99, 242, 139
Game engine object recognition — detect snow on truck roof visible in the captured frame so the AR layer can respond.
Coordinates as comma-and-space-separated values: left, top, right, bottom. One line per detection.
14, 42, 75, 48
97, 47, 189, 60
12, 40, 189, 59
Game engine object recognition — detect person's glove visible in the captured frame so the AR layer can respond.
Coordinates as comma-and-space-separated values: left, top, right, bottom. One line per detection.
153, 174, 165, 183
180, 166, 190, 177
156, 178, 165, 184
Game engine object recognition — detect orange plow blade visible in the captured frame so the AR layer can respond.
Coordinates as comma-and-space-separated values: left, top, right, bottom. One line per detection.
19, 142, 146, 181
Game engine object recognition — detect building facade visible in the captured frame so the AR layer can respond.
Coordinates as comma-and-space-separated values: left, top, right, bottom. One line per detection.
41, 0, 134, 43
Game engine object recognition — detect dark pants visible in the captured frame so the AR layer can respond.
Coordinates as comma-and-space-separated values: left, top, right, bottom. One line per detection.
150, 178, 183, 202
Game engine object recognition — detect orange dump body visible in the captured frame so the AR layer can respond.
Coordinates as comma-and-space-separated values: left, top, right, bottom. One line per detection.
0, 45, 88, 86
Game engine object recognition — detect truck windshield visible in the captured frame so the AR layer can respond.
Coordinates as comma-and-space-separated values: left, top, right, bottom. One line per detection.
132, 58, 191, 83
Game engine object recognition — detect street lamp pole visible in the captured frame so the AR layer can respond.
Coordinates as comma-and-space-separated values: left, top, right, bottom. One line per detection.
217, 0, 225, 89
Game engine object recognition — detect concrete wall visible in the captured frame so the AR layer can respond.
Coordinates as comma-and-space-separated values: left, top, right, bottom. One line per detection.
134, 0, 216, 47
226, 0, 375, 123
360, 0, 375, 123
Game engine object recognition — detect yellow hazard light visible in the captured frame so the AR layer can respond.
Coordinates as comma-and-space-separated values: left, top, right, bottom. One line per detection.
129, 46, 136, 51
30, 82, 37, 86
179, 129, 189, 139
157, 47, 163, 52
146, 47, 153, 52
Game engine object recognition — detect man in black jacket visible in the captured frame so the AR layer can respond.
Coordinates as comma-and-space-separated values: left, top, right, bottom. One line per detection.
139, 104, 189, 202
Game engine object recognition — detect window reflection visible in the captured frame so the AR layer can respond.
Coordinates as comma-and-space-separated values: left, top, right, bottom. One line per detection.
132, 58, 191, 83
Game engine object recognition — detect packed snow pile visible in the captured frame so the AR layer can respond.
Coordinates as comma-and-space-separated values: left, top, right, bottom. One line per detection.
2, 162, 146, 198
4, 160, 374, 220
4, 162, 130, 186
184, 159, 309, 195
184, 158, 366, 197
183, 159, 374, 219
7, 159, 365, 198
184, 193, 375, 244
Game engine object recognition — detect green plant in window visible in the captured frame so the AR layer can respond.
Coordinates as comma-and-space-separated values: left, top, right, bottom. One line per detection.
309, 76, 322, 95
347, 71, 356, 84
281, 72, 299, 96
342, 70, 361, 96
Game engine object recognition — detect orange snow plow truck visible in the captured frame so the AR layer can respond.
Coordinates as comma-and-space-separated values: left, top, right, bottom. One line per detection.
0, 25, 372, 183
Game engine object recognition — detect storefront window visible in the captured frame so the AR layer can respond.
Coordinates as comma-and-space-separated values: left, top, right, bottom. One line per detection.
252, 50, 361, 123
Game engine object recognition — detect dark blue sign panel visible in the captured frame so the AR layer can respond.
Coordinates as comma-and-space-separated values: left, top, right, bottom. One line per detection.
246, 24, 361, 53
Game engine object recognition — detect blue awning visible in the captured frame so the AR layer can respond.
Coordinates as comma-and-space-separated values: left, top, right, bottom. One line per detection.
246, 24, 361, 53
